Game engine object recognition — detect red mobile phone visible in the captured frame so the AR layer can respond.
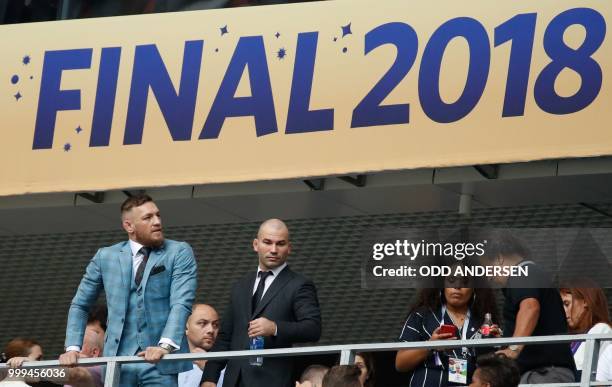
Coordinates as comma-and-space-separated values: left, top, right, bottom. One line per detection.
439, 324, 458, 337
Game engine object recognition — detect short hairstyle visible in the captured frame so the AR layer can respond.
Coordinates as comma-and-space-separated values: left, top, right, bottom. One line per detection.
87, 304, 108, 332
83, 327, 104, 353
187, 303, 219, 324
191, 302, 215, 311
1, 338, 40, 360
322, 365, 361, 387
476, 354, 520, 387
120, 193, 153, 215
300, 364, 329, 385
479, 230, 530, 262
257, 218, 290, 240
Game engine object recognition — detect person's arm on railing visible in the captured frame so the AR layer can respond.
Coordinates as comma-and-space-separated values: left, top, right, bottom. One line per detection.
497, 297, 539, 359
158, 243, 198, 353
5, 357, 30, 368
61, 251, 105, 367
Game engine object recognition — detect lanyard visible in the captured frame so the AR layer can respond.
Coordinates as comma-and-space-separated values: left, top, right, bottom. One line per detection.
441, 304, 471, 358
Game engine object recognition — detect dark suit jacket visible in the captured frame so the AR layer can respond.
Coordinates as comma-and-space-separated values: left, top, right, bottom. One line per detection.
202, 265, 321, 387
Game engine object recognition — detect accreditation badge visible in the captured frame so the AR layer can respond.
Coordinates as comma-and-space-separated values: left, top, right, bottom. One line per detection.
448, 357, 468, 384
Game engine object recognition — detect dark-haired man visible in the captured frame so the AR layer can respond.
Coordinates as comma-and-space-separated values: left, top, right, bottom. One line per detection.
60, 194, 198, 387
321, 365, 361, 387
469, 354, 520, 387
480, 231, 575, 383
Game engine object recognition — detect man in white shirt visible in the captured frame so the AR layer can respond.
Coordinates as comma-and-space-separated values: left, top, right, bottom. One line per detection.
60, 194, 197, 387
178, 304, 224, 387
202, 219, 322, 387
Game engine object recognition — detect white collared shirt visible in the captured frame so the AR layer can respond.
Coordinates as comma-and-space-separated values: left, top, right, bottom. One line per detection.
251, 263, 286, 337
129, 239, 148, 281
178, 363, 225, 387
252, 263, 287, 296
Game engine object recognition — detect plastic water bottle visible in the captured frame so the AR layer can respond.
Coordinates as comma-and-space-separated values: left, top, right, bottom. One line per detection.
249, 336, 264, 366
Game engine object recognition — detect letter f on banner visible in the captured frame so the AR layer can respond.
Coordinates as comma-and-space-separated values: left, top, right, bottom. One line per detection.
33, 49, 93, 149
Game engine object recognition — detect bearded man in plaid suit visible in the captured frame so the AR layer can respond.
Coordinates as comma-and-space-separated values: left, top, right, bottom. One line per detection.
60, 194, 198, 387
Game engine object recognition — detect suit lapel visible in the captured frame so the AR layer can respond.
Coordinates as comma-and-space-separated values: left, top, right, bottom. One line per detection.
252, 267, 294, 318
118, 243, 133, 314
140, 244, 164, 290
118, 242, 133, 289
244, 271, 258, 318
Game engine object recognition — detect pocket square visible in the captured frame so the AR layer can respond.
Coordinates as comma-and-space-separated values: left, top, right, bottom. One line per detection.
150, 265, 166, 275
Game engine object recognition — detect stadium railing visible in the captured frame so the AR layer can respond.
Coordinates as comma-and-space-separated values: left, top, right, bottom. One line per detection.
1, 333, 611, 387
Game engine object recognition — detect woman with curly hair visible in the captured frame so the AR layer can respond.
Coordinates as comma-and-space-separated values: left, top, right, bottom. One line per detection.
396, 272, 500, 387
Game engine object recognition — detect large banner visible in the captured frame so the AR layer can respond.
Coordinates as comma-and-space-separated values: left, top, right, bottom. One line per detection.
1, 0, 610, 196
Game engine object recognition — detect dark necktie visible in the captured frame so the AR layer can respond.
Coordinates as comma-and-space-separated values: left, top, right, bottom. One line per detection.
252, 271, 272, 313
135, 247, 151, 287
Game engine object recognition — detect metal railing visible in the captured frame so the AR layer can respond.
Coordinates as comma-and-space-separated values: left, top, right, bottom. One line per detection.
1, 333, 611, 387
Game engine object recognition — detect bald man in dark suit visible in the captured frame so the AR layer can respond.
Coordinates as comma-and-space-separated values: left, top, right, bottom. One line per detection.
201, 219, 321, 387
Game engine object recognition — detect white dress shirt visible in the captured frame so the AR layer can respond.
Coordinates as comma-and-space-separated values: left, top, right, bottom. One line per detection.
252, 263, 287, 296
129, 240, 149, 280
251, 263, 287, 337
178, 363, 225, 387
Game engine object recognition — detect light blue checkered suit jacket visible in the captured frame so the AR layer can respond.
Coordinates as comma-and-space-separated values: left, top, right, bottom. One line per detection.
65, 239, 197, 374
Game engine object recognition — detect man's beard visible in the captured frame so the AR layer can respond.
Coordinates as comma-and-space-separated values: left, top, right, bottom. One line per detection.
136, 230, 164, 247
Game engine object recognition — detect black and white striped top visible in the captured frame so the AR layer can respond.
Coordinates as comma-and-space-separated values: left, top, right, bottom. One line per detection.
398, 306, 489, 387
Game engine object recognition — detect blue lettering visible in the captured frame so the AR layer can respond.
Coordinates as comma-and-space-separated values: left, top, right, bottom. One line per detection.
90, 47, 121, 147
124, 40, 203, 145
419, 17, 490, 123
200, 36, 277, 139
285, 32, 334, 134
351, 22, 417, 128
33, 49, 92, 149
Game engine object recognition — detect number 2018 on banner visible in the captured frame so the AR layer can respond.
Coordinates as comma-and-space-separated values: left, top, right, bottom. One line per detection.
351, 7, 606, 127
32, 7, 607, 150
